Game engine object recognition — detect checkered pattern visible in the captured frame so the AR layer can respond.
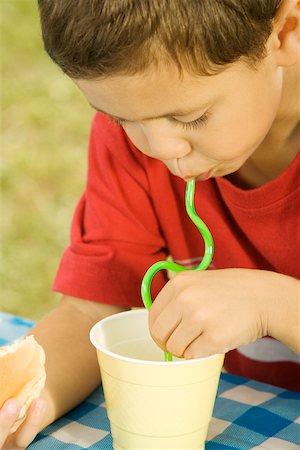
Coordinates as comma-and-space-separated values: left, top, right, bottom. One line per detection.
1, 312, 299, 449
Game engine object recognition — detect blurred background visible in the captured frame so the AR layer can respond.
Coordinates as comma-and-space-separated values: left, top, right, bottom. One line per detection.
1, 1, 93, 319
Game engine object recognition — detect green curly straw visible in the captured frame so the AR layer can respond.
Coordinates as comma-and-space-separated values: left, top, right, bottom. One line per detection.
141, 178, 214, 361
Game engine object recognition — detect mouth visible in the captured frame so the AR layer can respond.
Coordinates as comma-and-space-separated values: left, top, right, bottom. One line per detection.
196, 171, 212, 181
168, 160, 216, 182
182, 170, 212, 182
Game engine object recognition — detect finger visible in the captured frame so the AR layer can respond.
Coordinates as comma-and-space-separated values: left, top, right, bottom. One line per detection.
0, 399, 22, 448
166, 319, 204, 358
149, 279, 176, 325
183, 332, 222, 359
11, 398, 46, 449
149, 301, 182, 350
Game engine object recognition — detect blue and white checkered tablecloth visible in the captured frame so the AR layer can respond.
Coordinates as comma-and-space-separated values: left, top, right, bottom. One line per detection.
1, 312, 299, 450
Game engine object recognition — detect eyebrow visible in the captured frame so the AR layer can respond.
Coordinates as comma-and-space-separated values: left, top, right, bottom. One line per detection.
89, 102, 204, 122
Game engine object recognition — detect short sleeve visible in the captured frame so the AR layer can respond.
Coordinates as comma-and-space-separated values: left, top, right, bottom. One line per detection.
52, 113, 168, 307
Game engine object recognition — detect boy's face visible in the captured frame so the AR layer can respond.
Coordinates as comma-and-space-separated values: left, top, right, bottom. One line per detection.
75, 53, 282, 181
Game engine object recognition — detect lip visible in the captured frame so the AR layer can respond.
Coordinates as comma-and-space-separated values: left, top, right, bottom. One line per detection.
180, 171, 212, 182
182, 175, 196, 181
170, 162, 214, 181
197, 171, 211, 181
183, 171, 212, 181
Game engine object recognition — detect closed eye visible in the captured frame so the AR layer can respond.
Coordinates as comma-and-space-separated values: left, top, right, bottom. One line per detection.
168, 112, 210, 130
109, 111, 210, 130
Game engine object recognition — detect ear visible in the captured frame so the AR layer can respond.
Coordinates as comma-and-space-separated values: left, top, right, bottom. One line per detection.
271, 0, 300, 67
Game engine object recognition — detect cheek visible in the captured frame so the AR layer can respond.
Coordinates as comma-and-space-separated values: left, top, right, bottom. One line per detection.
207, 62, 282, 160
197, 83, 281, 161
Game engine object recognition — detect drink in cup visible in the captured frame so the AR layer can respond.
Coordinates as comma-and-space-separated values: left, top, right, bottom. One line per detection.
90, 309, 224, 450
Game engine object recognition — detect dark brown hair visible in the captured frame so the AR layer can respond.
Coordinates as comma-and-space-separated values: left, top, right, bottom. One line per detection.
38, 0, 281, 78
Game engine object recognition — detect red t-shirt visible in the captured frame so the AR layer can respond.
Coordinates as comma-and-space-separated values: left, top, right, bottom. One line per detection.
53, 113, 300, 391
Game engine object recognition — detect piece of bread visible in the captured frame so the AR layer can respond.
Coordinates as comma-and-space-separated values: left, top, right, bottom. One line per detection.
0, 335, 46, 433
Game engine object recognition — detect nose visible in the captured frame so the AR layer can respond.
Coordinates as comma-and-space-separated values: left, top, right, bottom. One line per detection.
142, 125, 192, 160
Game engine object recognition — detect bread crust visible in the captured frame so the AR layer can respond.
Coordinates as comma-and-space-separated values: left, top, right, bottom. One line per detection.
0, 335, 46, 432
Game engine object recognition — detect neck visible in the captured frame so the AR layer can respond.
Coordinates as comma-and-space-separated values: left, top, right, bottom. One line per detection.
229, 63, 300, 189
261, 63, 300, 154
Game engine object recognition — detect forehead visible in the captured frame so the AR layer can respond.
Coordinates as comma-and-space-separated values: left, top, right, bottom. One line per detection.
75, 64, 241, 119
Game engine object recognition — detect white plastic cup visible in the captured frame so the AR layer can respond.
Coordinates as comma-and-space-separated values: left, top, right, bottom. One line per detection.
90, 309, 224, 450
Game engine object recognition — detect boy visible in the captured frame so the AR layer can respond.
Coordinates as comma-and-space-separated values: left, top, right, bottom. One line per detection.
1, 0, 299, 447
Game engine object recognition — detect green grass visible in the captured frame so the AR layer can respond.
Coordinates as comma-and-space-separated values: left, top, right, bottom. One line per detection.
1, 1, 93, 319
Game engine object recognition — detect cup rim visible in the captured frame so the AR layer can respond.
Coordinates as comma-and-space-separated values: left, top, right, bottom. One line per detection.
89, 309, 222, 366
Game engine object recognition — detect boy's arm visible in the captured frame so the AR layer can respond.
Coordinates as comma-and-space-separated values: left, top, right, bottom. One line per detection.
30, 295, 129, 429
266, 273, 300, 355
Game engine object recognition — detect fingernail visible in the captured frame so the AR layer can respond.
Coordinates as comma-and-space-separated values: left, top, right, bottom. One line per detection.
4, 400, 19, 416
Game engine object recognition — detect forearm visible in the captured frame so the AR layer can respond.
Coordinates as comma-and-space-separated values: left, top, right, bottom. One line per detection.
263, 272, 300, 354
28, 295, 128, 430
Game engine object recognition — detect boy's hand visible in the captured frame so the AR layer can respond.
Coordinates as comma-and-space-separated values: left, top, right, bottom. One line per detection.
0, 398, 46, 449
149, 269, 299, 358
